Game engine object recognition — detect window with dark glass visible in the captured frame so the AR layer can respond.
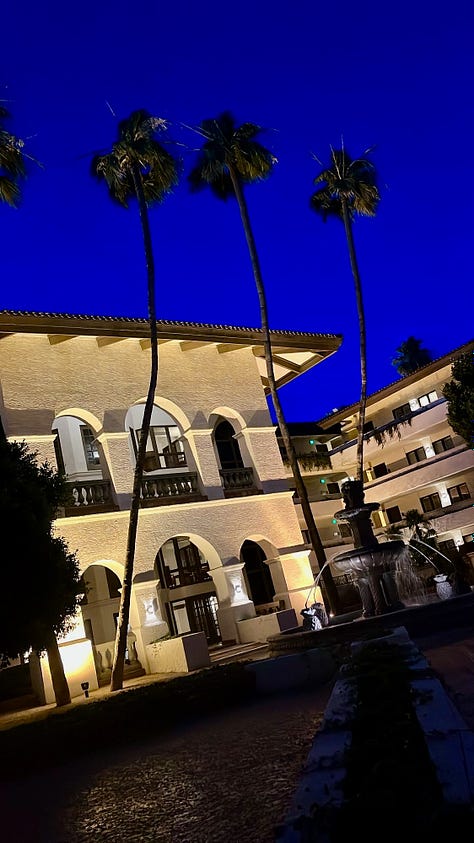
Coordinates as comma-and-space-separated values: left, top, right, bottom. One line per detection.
132, 424, 186, 471
406, 447, 426, 465
385, 505, 402, 524
52, 429, 66, 475
327, 482, 340, 495
156, 537, 211, 589
392, 403, 411, 420
373, 463, 389, 478
214, 420, 244, 469
432, 436, 454, 455
447, 483, 470, 504
81, 426, 100, 469
420, 492, 441, 513
363, 421, 375, 433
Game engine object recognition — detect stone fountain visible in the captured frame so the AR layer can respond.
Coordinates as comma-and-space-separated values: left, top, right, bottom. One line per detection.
332, 479, 405, 617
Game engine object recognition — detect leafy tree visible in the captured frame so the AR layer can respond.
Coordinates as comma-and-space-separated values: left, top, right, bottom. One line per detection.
188, 112, 339, 613
442, 349, 474, 447
392, 336, 432, 376
92, 110, 179, 690
0, 105, 26, 206
310, 146, 379, 484
0, 437, 81, 706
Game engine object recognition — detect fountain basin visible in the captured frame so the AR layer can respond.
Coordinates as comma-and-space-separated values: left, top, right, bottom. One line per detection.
332, 539, 405, 574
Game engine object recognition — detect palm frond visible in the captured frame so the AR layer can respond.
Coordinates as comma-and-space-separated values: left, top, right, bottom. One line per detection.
0, 175, 21, 207
187, 111, 276, 199
310, 146, 380, 220
91, 110, 179, 207
0, 109, 27, 206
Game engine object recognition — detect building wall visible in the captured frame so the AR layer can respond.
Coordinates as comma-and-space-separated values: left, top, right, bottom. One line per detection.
1, 327, 315, 678
278, 344, 474, 576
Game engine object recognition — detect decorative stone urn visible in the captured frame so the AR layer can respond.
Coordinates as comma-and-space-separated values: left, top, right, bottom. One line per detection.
433, 573, 453, 600
332, 480, 405, 617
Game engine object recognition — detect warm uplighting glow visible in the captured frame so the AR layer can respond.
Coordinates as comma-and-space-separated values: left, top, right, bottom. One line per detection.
58, 640, 93, 676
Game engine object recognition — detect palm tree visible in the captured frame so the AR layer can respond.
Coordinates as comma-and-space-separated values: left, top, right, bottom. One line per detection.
310, 146, 379, 484
0, 105, 26, 207
402, 508, 444, 573
188, 112, 339, 613
92, 110, 178, 690
392, 337, 432, 376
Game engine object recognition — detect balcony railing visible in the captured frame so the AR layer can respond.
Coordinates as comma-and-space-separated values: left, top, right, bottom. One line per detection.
219, 467, 261, 497
140, 471, 205, 507
64, 479, 118, 516
162, 564, 212, 589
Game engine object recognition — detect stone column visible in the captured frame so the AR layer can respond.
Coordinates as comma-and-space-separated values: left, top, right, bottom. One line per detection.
235, 426, 289, 494
267, 548, 317, 620
183, 429, 224, 500
130, 578, 169, 672
211, 558, 256, 644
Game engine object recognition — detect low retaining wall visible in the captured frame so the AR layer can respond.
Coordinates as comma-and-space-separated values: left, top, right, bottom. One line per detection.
276, 626, 474, 840
237, 609, 298, 644
244, 646, 336, 695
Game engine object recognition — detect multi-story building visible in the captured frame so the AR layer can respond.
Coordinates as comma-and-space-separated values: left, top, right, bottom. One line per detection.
0, 310, 341, 700
278, 340, 474, 601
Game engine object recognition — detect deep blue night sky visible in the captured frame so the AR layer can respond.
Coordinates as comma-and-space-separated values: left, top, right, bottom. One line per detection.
2, 1, 473, 421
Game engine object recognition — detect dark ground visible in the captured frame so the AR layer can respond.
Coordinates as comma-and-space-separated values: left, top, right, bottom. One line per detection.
1, 600, 474, 843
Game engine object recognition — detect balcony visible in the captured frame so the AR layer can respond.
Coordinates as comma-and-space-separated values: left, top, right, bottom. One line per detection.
219, 467, 262, 498
140, 472, 206, 507
280, 450, 332, 474
64, 479, 118, 516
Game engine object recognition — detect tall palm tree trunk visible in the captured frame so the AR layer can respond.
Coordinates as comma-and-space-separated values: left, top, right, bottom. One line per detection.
110, 165, 159, 691
341, 200, 367, 484
229, 168, 339, 614
45, 628, 71, 707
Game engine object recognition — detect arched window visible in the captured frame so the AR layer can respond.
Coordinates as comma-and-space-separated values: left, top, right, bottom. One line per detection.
214, 420, 244, 469
128, 406, 186, 472
156, 537, 211, 589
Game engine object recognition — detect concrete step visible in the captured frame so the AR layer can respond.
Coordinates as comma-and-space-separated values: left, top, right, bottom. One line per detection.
209, 641, 269, 664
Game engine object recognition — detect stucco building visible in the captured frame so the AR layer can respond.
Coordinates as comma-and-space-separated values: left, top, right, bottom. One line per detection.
0, 310, 341, 700
278, 340, 474, 606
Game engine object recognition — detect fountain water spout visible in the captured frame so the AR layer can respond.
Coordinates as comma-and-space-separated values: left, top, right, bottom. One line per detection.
331, 480, 405, 617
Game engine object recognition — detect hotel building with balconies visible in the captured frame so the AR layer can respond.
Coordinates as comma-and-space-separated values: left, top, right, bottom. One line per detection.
278, 340, 474, 608
0, 310, 341, 701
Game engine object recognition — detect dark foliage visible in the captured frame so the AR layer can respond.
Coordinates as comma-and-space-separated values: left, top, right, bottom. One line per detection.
0, 106, 26, 207
0, 437, 81, 659
392, 336, 433, 376
442, 349, 474, 447
188, 111, 276, 199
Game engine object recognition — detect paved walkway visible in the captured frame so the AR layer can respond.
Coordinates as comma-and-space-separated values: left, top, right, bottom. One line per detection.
1, 624, 474, 842
1, 684, 333, 843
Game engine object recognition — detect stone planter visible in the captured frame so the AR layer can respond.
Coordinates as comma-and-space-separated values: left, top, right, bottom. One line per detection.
146, 632, 210, 674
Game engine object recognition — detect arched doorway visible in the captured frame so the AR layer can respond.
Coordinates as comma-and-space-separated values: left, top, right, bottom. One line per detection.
241, 540, 275, 609
79, 565, 121, 684
155, 537, 221, 645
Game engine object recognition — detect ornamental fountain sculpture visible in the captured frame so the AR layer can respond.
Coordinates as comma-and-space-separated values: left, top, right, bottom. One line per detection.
332, 479, 405, 616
